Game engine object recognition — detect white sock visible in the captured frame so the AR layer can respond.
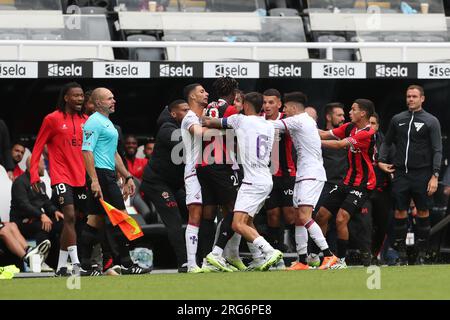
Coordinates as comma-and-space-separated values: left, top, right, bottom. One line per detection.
185, 224, 199, 268
67, 245, 80, 265
295, 225, 308, 256
212, 246, 223, 257
224, 233, 241, 258
306, 220, 329, 251
57, 250, 68, 271
253, 236, 274, 255
247, 242, 263, 260
212, 218, 223, 247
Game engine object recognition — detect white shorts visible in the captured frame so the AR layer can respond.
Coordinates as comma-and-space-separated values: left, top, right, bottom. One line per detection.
234, 182, 273, 217
185, 174, 202, 205
293, 179, 325, 209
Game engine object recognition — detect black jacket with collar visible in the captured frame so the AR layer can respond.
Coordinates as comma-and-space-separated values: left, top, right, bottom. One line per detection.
379, 109, 442, 174
9, 171, 57, 223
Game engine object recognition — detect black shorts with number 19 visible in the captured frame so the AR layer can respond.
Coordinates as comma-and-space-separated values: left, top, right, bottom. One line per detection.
196, 165, 240, 206
51, 183, 88, 213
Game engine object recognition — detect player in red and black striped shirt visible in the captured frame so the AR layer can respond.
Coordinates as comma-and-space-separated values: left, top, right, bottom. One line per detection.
316, 99, 376, 269
262, 89, 296, 256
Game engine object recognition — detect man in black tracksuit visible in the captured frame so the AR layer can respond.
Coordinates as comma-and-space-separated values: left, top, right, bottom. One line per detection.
140, 100, 190, 272
379, 85, 442, 265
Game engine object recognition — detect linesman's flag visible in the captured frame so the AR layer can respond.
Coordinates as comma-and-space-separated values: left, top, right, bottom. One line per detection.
100, 199, 144, 241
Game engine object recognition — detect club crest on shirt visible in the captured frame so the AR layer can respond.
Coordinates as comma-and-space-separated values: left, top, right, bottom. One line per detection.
84, 130, 93, 140
162, 191, 169, 199
58, 196, 65, 205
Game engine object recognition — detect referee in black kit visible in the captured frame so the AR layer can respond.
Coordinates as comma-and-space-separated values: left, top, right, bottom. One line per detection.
140, 100, 190, 272
378, 85, 442, 265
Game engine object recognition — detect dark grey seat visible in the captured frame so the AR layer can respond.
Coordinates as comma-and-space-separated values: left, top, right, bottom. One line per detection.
0, 33, 27, 40
80, 6, 108, 14
318, 34, 354, 61
127, 34, 165, 61
384, 34, 413, 42
269, 8, 299, 16
31, 33, 62, 40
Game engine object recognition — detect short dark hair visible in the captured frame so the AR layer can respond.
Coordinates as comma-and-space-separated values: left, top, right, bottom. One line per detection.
263, 88, 281, 98
212, 77, 239, 98
407, 84, 424, 96
57, 82, 83, 114
124, 134, 137, 142
354, 99, 375, 119
284, 91, 307, 106
168, 99, 187, 112
370, 112, 379, 124
324, 102, 344, 117
183, 83, 202, 101
244, 92, 264, 114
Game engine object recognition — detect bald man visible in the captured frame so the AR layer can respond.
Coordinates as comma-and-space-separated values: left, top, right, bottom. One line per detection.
81, 88, 151, 275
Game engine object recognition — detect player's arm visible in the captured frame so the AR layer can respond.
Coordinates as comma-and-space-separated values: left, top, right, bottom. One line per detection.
318, 129, 336, 140
321, 139, 350, 149
201, 116, 222, 129
30, 117, 52, 192
115, 151, 135, 199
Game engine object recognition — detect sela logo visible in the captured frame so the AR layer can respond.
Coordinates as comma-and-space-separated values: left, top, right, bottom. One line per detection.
159, 64, 193, 77
375, 64, 408, 77
418, 64, 450, 79
0, 62, 37, 78
48, 63, 82, 77
312, 63, 365, 79
429, 64, 450, 77
77, 194, 87, 200
204, 63, 259, 78
105, 63, 138, 76
268, 64, 301, 77
350, 190, 363, 198
93, 62, 149, 78
215, 64, 247, 77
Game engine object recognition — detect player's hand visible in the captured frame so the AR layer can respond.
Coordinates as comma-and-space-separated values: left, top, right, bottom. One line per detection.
201, 116, 212, 127
54, 211, 64, 222
91, 180, 103, 199
40, 214, 53, 232
123, 179, 136, 200
31, 181, 42, 193
427, 175, 438, 196
378, 162, 395, 173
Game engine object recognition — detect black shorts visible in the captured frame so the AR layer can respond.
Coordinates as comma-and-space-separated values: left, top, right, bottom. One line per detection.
196, 165, 239, 206
265, 176, 295, 210
322, 184, 371, 216
391, 168, 433, 211
51, 183, 88, 213
87, 168, 126, 215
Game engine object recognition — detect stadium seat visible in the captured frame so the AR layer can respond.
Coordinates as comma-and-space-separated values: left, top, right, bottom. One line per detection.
80, 6, 108, 14
127, 34, 165, 61
0, 33, 26, 40
384, 34, 413, 42
269, 8, 299, 16
162, 34, 192, 41
318, 34, 354, 61
31, 33, 62, 40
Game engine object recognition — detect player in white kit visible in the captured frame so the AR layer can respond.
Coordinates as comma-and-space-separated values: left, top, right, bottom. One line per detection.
181, 83, 209, 273
272, 92, 338, 270
203, 92, 283, 272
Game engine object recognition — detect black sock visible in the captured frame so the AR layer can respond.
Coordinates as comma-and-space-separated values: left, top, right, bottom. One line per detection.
299, 254, 307, 264
309, 239, 321, 255
107, 224, 132, 267
322, 248, 333, 257
216, 213, 234, 249
337, 239, 348, 259
198, 218, 216, 259
80, 224, 100, 269
267, 226, 284, 250
416, 216, 431, 251
393, 217, 408, 249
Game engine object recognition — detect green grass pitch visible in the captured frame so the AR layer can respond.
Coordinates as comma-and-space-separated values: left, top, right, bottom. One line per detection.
2, 265, 450, 300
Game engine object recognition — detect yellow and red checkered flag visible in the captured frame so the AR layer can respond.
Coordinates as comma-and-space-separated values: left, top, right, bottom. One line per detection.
99, 199, 144, 241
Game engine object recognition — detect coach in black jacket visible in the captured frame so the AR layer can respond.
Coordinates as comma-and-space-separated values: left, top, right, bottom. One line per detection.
378, 85, 442, 264
140, 100, 189, 272
10, 157, 63, 245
